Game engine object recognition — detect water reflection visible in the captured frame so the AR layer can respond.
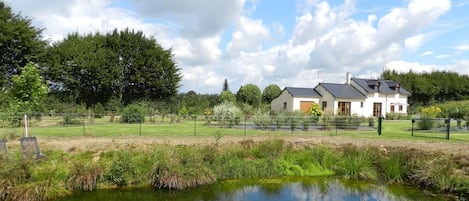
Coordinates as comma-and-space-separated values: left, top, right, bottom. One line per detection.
56, 177, 450, 201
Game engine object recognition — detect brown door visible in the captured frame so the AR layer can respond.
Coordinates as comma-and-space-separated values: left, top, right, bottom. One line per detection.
338, 102, 351, 116
300, 101, 314, 113
373, 102, 382, 117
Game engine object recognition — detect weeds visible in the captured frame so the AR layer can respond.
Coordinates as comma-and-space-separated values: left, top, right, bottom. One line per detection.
0, 140, 468, 200
65, 162, 102, 191
334, 144, 377, 180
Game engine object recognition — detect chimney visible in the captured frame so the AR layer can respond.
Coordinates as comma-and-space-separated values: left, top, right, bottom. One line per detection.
346, 72, 351, 85
396, 83, 400, 93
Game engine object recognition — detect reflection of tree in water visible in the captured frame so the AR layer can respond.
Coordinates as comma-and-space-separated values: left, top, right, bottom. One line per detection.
58, 178, 449, 201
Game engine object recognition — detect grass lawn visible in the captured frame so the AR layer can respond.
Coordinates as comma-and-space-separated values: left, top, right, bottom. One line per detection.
1, 116, 469, 143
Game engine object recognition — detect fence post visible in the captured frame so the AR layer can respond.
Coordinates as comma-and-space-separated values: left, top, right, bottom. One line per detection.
377, 116, 382, 135
445, 118, 450, 140
411, 118, 415, 137
139, 121, 142, 136
244, 115, 247, 136
192, 115, 197, 136
82, 114, 86, 135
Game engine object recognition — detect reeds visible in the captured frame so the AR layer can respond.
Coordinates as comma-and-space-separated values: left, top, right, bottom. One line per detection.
0, 140, 468, 200
65, 162, 102, 191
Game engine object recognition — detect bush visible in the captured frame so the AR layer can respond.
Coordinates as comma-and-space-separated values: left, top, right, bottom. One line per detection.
417, 116, 434, 130
120, 104, 145, 123
93, 103, 105, 118
333, 116, 363, 129
213, 102, 240, 127
62, 113, 82, 125
103, 153, 136, 187
66, 162, 103, 191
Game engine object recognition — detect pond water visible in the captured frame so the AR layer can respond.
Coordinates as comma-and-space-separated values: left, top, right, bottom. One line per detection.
56, 177, 453, 201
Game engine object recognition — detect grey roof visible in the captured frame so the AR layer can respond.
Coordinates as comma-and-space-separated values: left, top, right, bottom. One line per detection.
318, 83, 366, 99
284, 87, 321, 98
352, 78, 411, 95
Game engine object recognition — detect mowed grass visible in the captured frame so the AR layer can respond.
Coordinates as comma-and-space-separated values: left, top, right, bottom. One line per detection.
1, 116, 469, 142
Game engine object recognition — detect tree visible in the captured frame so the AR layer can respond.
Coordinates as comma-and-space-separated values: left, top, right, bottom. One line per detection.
262, 84, 281, 103
222, 78, 229, 92
8, 62, 48, 113
0, 2, 46, 90
43, 29, 181, 106
219, 90, 236, 103
236, 84, 261, 106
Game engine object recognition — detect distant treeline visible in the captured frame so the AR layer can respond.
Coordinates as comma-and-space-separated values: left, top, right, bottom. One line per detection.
382, 70, 469, 105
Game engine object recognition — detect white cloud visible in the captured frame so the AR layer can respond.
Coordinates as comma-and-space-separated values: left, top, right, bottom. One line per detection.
435, 54, 451, 59
4, 0, 460, 94
130, 0, 243, 38
418, 51, 433, 56
453, 44, 469, 52
227, 16, 270, 56
385, 60, 441, 73
404, 34, 425, 52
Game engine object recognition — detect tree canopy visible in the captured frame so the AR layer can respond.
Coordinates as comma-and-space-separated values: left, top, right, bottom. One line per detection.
382, 70, 469, 105
0, 1, 46, 90
262, 84, 281, 103
42, 29, 181, 106
236, 84, 261, 106
222, 78, 229, 92
8, 62, 48, 113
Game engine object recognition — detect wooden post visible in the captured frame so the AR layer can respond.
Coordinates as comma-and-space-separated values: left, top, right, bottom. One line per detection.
24, 114, 28, 137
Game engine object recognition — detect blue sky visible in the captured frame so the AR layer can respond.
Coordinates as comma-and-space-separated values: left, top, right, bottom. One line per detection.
5, 0, 469, 93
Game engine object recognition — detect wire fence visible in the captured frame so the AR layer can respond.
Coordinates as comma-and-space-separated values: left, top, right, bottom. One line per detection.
0, 113, 380, 138
410, 117, 469, 140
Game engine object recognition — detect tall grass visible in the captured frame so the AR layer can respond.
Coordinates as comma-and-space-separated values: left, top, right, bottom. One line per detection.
333, 144, 377, 180
65, 162, 102, 191
1, 140, 468, 200
377, 149, 415, 183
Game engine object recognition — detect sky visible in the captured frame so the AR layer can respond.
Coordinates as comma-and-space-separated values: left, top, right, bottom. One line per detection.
5, 0, 469, 94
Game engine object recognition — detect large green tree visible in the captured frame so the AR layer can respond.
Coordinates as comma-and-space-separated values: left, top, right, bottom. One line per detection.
262, 84, 281, 103
8, 62, 48, 113
382, 70, 469, 105
236, 84, 261, 106
0, 1, 45, 90
43, 29, 181, 106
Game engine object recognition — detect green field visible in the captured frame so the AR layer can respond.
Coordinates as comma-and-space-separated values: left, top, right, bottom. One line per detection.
2, 115, 469, 142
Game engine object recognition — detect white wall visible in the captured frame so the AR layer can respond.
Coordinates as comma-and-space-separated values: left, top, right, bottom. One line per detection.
362, 93, 408, 117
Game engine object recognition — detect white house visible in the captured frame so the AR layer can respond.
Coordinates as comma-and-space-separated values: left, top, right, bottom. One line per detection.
271, 87, 321, 113
271, 73, 410, 117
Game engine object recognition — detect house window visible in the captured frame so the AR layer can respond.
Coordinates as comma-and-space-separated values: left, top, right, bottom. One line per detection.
399, 105, 403, 112
373, 102, 382, 117
360, 102, 364, 108
283, 102, 287, 110
322, 101, 327, 110
338, 102, 351, 116
390, 105, 395, 113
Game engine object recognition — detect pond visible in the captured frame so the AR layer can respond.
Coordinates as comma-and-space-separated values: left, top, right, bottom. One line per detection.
56, 177, 453, 201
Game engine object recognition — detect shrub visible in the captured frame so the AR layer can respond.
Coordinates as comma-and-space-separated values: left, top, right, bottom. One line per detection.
333, 116, 364, 129
253, 111, 271, 130
62, 113, 82, 125
417, 116, 434, 130
120, 104, 145, 123
66, 162, 103, 191
93, 103, 105, 118
213, 102, 240, 127
103, 153, 136, 187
